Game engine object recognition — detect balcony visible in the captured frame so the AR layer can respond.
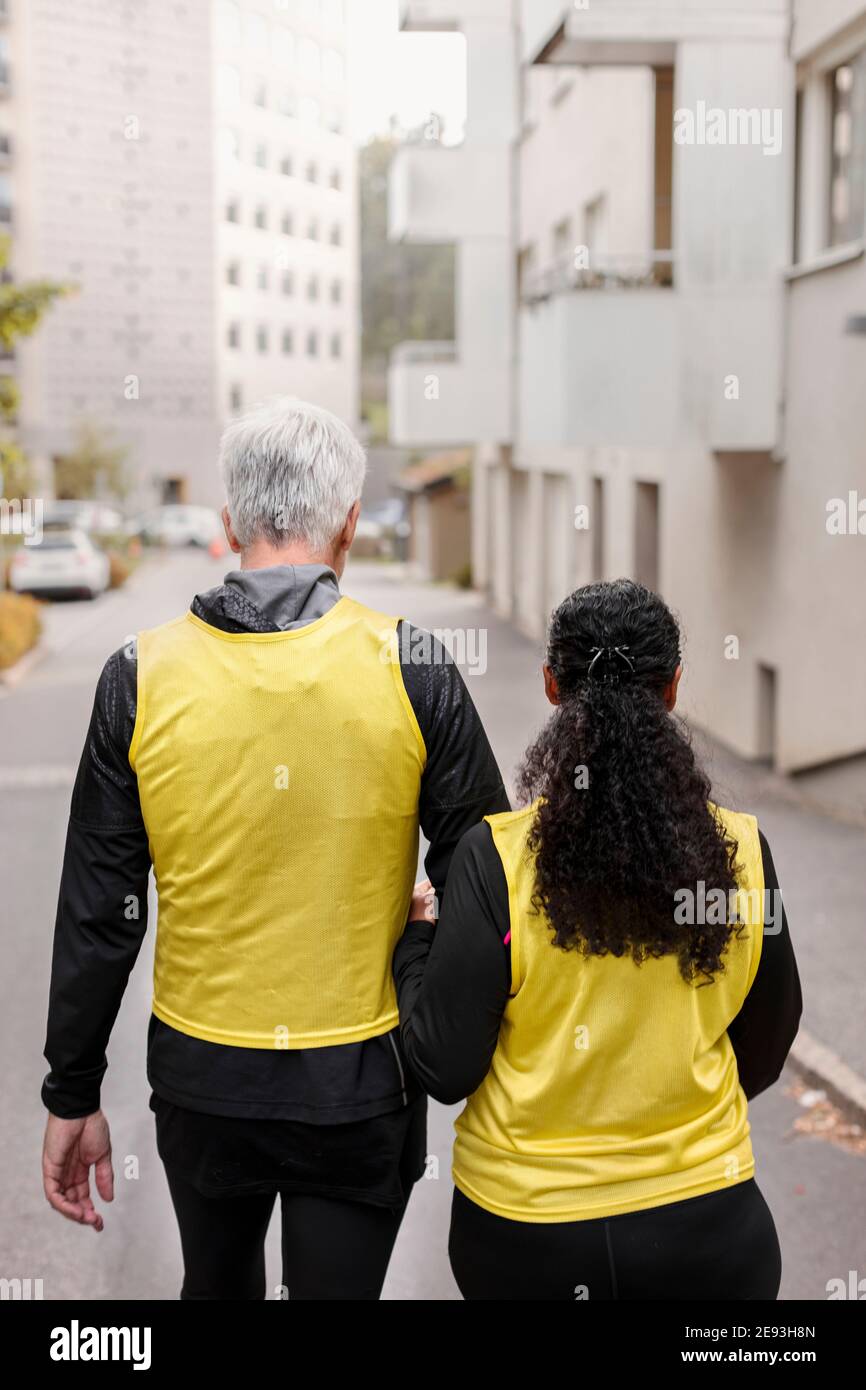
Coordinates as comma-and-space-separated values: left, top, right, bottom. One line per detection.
398, 1, 457, 32
521, 0, 786, 67
389, 341, 509, 447
518, 262, 782, 453
389, 139, 510, 243
523, 250, 675, 302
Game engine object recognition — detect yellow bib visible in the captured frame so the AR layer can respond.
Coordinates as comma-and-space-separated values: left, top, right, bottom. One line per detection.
453, 801, 764, 1222
129, 597, 426, 1049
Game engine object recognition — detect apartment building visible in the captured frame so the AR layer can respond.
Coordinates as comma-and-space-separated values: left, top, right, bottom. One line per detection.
388, 0, 866, 774
3, 0, 357, 510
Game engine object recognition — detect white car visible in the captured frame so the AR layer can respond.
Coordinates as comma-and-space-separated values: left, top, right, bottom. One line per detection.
9, 530, 112, 601
43, 501, 125, 537
130, 505, 222, 548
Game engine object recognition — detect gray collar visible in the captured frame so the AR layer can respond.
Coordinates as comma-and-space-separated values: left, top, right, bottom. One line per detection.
222, 564, 340, 632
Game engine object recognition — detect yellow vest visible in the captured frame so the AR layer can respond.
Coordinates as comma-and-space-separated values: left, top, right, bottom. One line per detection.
453, 802, 764, 1222
129, 597, 426, 1049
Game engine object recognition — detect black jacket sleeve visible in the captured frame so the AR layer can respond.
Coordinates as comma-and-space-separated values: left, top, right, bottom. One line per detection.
727, 829, 802, 1100
41, 647, 152, 1118
394, 821, 802, 1108
394, 821, 511, 1104
398, 623, 510, 896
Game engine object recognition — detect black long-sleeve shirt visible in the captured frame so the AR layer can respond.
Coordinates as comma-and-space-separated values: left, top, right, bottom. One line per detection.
393, 822, 802, 1106
42, 566, 509, 1122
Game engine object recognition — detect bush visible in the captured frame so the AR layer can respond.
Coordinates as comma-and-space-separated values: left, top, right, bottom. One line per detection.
107, 551, 131, 589
0, 592, 42, 670
452, 561, 473, 590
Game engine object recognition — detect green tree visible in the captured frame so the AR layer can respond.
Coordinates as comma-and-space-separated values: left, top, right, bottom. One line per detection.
0, 235, 71, 501
360, 129, 456, 440
54, 420, 130, 502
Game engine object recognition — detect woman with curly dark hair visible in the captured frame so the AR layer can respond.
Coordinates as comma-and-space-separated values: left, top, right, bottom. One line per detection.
394, 578, 802, 1301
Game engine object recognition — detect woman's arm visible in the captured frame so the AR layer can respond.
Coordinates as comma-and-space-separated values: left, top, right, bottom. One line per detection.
727, 829, 803, 1100
393, 822, 511, 1105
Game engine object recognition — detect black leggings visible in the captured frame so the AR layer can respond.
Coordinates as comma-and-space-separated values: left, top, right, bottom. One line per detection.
449, 1179, 781, 1301
164, 1166, 407, 1300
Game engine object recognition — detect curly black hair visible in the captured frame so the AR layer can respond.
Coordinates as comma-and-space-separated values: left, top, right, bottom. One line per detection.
517, 579, 742, 983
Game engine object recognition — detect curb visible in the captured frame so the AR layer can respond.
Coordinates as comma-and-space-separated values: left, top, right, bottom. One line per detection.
788, 1028, 866, 1124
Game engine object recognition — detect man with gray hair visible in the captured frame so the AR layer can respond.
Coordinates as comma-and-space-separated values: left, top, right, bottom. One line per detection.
41, 397, 508, 1300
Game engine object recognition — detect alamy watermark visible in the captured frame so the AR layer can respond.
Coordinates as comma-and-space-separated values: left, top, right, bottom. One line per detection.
674, 101, 783, 158
0, 497, 43, 546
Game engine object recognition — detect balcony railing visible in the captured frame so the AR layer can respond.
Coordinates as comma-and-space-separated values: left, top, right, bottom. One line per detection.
399, 1, 457, 33
391, 340, 458, 366
522, 251, 675, 304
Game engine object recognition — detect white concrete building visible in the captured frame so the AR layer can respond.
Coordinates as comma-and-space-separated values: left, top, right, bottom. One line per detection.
4, 0, 357, 509
389, 0, 866, 774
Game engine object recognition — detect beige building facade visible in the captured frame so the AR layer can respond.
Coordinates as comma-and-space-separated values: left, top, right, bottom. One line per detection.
389, 0, 866, 774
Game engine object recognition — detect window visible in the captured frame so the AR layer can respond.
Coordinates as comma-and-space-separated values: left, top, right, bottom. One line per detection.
227, 322, 241, 349
591, 477, 605, 582
829, 52, 866, 247
584, 194, 606, 254
329, 167, 342, 191
552, 217, 572, 265
229, 383, 243, 412
246, 13, 269, 49
256, 326, 269, 353
282, 328, 294, 355
281, 211, 294, 236
757, 664, 777, 765
280, 154, 293, 177
225, 198, 240, 223
330, 278, 342, 304
216, 63, 241, 104
299, 95, 320, 126
215, 1, 241, 46
306, 160, 318, 184
253, 79, 267, 108
282, 270, 294, 296
307, 275, 319, 301
274, 29, 295, 67
226, 261, 241, 286
0, 172, 13, 224
299, 38, 320, 78
330, 223, 342, 246
329, 332, 341, 359
307, 329, 319, 357
634, 481, 660, 592
278, 88, 297, 118
308, 217, 319, 241
219, 127, 240, 160
517, 243, 536, 301
325, 108, 343, 134
257, 264, 269, 291
323, 49, 344, 87
254, 143, 267, 169
254, 205, 267, 229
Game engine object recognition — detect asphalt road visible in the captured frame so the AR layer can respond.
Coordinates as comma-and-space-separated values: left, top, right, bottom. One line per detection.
1, 552, 863, 1300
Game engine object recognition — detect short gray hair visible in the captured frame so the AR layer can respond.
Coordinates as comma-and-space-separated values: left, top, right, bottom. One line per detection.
219, 396, 367, 552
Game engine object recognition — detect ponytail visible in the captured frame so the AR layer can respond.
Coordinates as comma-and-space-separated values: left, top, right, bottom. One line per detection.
517, 580, 742, 983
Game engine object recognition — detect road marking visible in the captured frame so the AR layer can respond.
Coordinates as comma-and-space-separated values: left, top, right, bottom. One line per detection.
0, 765, 77, 790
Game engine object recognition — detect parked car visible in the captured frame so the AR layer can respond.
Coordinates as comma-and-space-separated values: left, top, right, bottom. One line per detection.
8, 530, 112, 601
128, 505, 222, 548
42, 501, 125, 538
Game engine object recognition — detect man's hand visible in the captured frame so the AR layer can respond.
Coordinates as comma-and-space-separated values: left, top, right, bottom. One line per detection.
409, 878, 437, 924
42, 1110, 114, 1233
